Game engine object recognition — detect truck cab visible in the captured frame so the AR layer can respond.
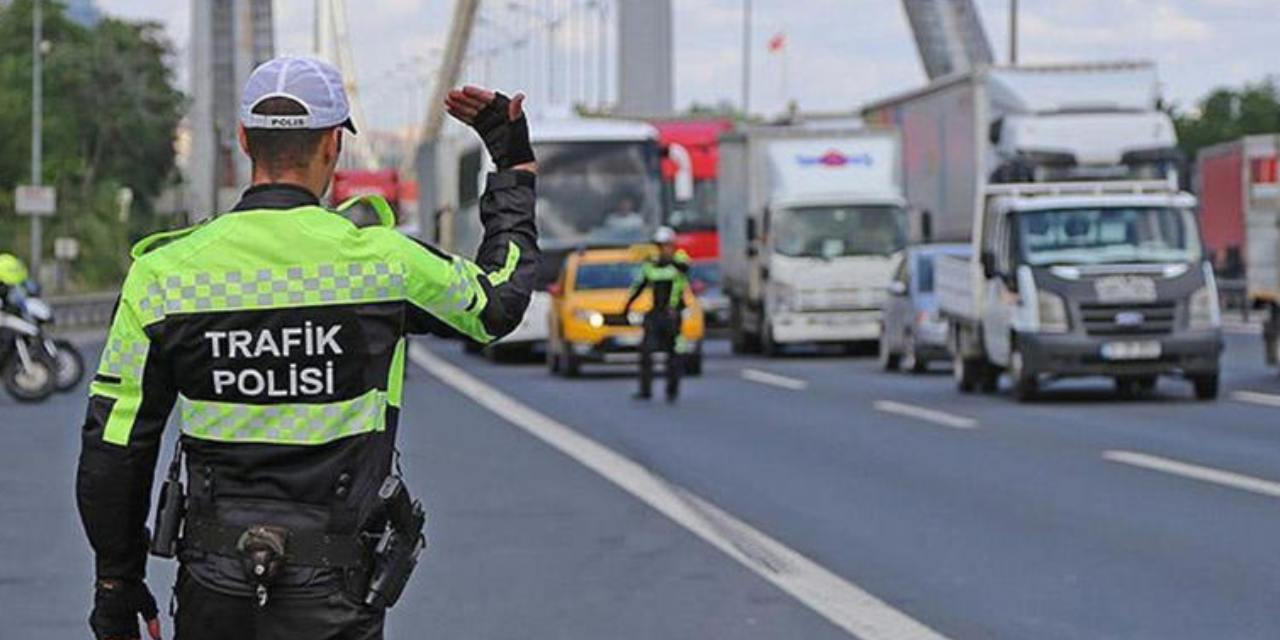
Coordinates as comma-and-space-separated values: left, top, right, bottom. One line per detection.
720, 128, 907, 355
750, 194, 905, 351
946, 181, 1223, 400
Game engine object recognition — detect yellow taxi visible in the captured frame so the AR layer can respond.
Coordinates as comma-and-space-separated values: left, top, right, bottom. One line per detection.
547, 245, 705, 377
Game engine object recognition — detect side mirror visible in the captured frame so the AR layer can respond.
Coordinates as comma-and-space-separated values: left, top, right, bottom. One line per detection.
887, 281, 908, 297
989, 118, 1004, 145
919, 210, 933, 244
980, 251, 998, 279
546, 283, 563, 297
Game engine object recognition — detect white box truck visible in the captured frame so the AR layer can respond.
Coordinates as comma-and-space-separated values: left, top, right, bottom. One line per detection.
864, 62, 1222, 400
718, 127, 907, 355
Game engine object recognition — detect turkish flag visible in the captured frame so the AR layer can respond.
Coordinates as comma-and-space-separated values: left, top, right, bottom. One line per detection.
768, 32, 786, 53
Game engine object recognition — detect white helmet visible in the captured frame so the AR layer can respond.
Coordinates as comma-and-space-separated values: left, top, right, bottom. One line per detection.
653, 226, 677, 244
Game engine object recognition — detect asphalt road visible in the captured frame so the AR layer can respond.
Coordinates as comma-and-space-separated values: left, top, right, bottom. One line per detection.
4, 329, 1280, 639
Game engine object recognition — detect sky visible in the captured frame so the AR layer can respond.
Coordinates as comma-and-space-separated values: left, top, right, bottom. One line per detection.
98, 0, 1280, 131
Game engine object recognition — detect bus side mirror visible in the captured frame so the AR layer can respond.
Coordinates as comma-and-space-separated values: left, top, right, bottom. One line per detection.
919, 210, 934, 243
980, 251, 998, 279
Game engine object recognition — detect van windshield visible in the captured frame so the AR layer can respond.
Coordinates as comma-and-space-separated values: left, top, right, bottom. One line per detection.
772, 205, 905, 258
1017, 207, 1201, 266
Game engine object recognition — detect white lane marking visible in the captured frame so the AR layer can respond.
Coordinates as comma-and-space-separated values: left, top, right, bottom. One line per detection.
1103, 450, 1280, 500
409, 344, 948, 640
741, 368, 809, 391
874, 401, 978, 430
1231, 390, 1280, 408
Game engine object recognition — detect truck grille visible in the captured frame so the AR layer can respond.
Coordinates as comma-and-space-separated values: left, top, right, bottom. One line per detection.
796, 288, 885, 312
1078, 301, 1176, 336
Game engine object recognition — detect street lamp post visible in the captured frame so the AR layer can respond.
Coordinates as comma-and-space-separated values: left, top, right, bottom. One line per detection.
1009, 0, 1019, 65
31, 0, 44, 280
741, 0, 751, 117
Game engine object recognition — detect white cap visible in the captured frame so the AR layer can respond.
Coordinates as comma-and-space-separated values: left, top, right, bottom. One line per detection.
240, 56, 357, 133
653, 226, 677, 244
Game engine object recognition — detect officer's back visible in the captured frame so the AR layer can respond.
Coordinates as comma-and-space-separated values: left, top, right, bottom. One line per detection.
77, 57, 540, 640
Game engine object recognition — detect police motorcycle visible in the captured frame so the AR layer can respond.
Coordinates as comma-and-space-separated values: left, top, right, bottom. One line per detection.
0, 294, 58, 402
10, 281, 85, 392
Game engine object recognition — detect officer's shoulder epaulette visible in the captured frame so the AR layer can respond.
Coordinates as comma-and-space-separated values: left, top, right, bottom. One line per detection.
130, 221, 208, 260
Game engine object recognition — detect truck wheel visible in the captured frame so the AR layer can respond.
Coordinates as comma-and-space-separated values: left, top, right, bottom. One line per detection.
761, 322, 779, 358
953, 352, 976, 393
729, 302, 759, 354
563, 350, 581, 378
902, 337, 927, 374
1192, 373, 1219, 401
1008, 345, 1038, 402
547, 345, 562, 375
686, 351, 704, 376
979, 364, 1000, 393
879, 332, 900, 371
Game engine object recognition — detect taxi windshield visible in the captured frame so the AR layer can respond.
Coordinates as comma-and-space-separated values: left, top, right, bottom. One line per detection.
573, 262, 641, 291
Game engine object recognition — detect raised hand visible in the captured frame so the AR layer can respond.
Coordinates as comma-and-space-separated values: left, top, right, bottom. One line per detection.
444, 85, 536, 173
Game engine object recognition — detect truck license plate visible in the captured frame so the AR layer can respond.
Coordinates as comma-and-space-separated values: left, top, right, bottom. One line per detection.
1101, 340, 1162, 361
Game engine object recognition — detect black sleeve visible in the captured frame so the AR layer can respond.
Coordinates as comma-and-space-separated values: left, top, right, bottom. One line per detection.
76, 298, 176, 581
406, 170, 540, 341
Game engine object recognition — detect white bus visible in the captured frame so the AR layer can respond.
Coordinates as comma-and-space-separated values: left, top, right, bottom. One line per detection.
446, 114, 665, 354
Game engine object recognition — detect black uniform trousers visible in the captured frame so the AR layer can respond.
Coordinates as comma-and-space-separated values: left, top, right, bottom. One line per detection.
174, 569, 384, 640
638, 310, 682, 399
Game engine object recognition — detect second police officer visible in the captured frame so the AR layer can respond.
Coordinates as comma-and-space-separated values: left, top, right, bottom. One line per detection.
76, 56, 540, 639
623, 226, 691, 403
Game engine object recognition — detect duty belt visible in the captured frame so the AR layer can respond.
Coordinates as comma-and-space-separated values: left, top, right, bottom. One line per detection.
181, 516, 370, 569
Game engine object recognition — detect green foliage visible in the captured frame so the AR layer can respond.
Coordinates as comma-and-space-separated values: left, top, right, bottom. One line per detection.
1173, 78, 1280, 160
0, 0, 184, 289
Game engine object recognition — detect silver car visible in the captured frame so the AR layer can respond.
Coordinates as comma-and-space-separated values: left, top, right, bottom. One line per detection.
879, 243, 970, 373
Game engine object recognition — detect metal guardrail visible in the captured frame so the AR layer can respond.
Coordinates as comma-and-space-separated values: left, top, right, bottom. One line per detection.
48, 291, 119, 329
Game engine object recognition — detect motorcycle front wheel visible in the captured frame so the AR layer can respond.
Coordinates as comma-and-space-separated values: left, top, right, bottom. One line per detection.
4, 351, 57, 403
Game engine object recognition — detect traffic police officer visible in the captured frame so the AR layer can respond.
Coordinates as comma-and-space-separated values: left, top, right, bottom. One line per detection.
623, 226, 690, 402
76, 56, 539, 639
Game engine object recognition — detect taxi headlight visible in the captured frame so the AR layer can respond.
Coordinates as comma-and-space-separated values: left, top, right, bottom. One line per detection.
573, 309, 605, 328
1037, 291, 1070, 333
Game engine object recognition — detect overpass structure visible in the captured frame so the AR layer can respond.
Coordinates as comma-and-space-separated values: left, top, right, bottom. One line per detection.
901, 0, 994, 79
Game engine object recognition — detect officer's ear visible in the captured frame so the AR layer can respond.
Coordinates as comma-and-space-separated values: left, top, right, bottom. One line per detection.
237, 125, 249, 157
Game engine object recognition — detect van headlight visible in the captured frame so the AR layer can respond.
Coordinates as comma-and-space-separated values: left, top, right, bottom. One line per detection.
1037, 291, 1070, 333
1188, 262, 1221, 331
770, 282, 797, 312
573, 309, 605, 328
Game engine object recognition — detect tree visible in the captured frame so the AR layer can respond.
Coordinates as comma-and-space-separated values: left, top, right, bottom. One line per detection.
0, 0, 183, 288
1173, 78, 1280, 160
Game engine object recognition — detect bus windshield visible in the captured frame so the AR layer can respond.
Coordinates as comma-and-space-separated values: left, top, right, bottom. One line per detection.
535, 141, 663, 244
1017, 207, 1202, 266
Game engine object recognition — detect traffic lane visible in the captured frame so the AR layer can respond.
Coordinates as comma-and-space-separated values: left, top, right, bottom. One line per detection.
431, 338, 1280, 639
851, 331, 1280, 484
0, 342, 846, 640
390, 338, 850, 640
0, 345, 100, 636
